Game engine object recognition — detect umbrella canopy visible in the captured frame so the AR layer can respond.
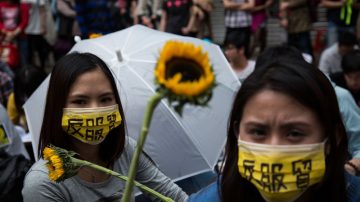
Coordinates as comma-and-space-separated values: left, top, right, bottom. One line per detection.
24, 25, 241, 181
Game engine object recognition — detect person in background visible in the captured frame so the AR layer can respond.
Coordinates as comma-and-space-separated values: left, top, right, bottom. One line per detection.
118, 0, 137, 26
223, 0, 254, 58
53, 0, 80, 61
319, 31, 357, 75
330, 50, 360, 107
0, 60, 14, 79
321, 0, 360, 47
160, 0, 192, 35
0, 103, 31, 201
0, 103, 29, 159
0, 0, 29, 43
136, 0, 162, 29
0, 69, 13, 107
7, 66, 47, 131
0, 0, 29, 68
333, 83, 360, 175
181, 0, 214, 39
357, 6, 360, 40
189, 47, 360, 202
279, 0, 313, 56
224, 31, 255, 82
74, 0, 118, 39
22, 0, 51, 69
250, 0, 272, 55
22, 52, 188, 201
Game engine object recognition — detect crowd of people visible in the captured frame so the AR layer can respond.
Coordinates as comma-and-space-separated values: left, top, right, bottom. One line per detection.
0, 0, 359, 201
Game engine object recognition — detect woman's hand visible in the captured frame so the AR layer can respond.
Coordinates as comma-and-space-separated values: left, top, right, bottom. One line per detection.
345, 158, 360, 176
141, 16, 154, 28
4, 31, 16, 42
279, 1, 289, 11
181, 27, 190, 35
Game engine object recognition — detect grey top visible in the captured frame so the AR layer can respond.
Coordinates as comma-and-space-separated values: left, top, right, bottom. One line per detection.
22, 137, 188, 202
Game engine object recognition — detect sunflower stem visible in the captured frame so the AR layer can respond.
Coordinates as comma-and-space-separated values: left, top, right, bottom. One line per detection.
71, 157, 173, 202
122, 92, 164, 202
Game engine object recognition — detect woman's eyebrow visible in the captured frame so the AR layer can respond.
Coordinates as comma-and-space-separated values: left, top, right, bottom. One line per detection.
99, 92, 114, 97
242, 121, 268, 128
279, 122, 312, 129
68, 94, 88, 99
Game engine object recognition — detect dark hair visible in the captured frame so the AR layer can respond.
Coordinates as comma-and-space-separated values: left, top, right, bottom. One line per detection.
14, 66, 47, 115
223, 32, 249, 58
221, 47, 348, 202
338, 31, 357, 47
255, 45, 305, 69
38, 52, 126, 166
341, 50, 360, 74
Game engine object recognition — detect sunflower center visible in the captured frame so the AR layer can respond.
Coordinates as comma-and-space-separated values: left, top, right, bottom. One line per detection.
166, 58, 204, 82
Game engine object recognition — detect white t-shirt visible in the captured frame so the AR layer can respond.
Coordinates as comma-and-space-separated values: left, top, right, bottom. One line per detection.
22, 0, 46, 34
318, 43, 342, 75
235, 60, 256, 82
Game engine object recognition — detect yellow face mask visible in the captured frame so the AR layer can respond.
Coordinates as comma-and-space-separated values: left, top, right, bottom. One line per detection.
62, 105, 122, 145
237, 139, 326, 202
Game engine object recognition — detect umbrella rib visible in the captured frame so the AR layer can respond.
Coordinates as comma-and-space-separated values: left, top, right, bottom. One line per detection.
129, 59, 157, 64
122, 26, 134, 53
92, 41, 117, 57
124, 63, 157, 94
126, 37, 181, 56
154, 100, 216, 170
155, 99, 214, 168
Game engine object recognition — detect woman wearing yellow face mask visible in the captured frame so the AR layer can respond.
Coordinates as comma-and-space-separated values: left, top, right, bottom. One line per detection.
189, 47, 360, 202
22, 52, 188, 201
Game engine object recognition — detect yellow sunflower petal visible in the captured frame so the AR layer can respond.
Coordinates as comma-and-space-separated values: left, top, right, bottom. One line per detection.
43, 147, 56, 160
43, 146, 68, 182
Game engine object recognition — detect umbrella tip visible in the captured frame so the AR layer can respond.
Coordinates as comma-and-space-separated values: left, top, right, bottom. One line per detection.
116, 50, 123, 62
74, 36, 81, 43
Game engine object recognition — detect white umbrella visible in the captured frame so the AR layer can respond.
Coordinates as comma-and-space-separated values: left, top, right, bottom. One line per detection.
24, 25, 240, 181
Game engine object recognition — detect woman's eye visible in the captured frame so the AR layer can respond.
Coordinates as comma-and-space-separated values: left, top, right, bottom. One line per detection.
100, 97, 113, 103
247, 128, 266, 137
287, 130, 305, 139
71, 100, 86, 105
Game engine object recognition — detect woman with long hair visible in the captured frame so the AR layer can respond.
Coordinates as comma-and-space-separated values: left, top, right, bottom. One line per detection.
189, 50, 360, 202
22, 52, 188, 201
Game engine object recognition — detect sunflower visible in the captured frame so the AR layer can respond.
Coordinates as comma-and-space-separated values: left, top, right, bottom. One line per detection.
89, 33, 102, 39
43, 145, 79, 182
42, 145, 173, 202
154, 41, 216, 114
